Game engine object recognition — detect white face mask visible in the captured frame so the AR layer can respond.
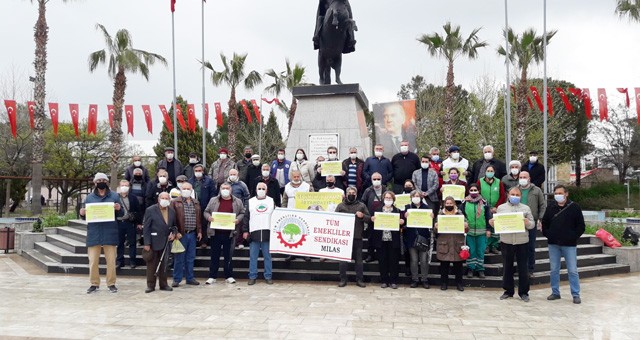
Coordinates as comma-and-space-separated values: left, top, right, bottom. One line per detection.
372, 180, 382, 187
119, 186, 129, 194
252, 160, 261, 166
296, 153, 304, 160
292, 179, 302, 185
431, 155, 440, 162
421, 162, 429, 169
530, 156, 538, 163
219, 153, 227, 160
511, 168, 519, 176
181, 190, 192, 198
257, 189, 267, 198
374, 151, 383, 157
221, 189, 231, 198
484, 152, 493, 160
158, 176, 167, 185
350, 153, 357, 160
328, 153, 337, 160
133, 161, 142, 167
165, 153, 174, 160
411, 197, 421, 205
189, 158, 197, 164
384, 199, 394, 207
194, 171, 203, 178
159, 199, 170, 208
554, 194, 566, 203
229, 175, 238, 182
400, 146, 409, 153
451, 152, 460, 160
277, 154, 285, 160
262, 170, 270, 177
518, 179, 529, 187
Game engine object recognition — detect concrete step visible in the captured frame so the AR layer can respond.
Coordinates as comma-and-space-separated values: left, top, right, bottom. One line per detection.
45, 234, 86, 254
56, 226, 87, 243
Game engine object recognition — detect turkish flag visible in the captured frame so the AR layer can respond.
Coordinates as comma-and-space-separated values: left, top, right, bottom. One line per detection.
176, 105, 187, 131
617, 88, 630, 108
214, 102, 223, 127
125, 104, 134, 136
159, 105, 174, 132
582, 89, 592, 120
635, 88, 640, 125
526, 96, 533, 109
204, 103, 210, 129
142, 105, 153, 134
250, 99, 262, 124
48, 102, 59, 136
597, 88, 608, 121
555, 87, 574, 113
87, 104, 98, 135
69, 103, 80, 137
27, 101, 35, 129
262, 97, 281, 105
240, 100, 253, 123
530, 86, 543, 111
4, 100, 17, 138
187, 104, 196, 132
107, 105, 115, 128
568, 88, 582, 99
546, 89, 554, 116
171, 0, 176, 12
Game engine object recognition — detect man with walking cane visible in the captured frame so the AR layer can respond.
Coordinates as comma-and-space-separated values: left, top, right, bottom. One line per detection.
143, 192, 177, 293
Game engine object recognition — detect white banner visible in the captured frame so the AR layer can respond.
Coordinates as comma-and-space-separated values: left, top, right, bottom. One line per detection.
270, 208, 355, 262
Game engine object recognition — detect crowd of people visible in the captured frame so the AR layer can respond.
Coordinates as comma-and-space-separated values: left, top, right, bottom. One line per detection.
79, 142, 585, 304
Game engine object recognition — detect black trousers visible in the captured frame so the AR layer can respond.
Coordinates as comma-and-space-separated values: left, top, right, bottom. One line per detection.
501, 242, 530, 296
145, 249, 169, 289
378, 242, 399, 284
339, 239, 364, 281
439, 260, 463, 285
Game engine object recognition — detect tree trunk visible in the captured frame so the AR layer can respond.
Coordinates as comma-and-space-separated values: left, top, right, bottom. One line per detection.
227, 87, 238, 154
109, 68, 127, 189
515, 68, 528, 161
444, 61, 454, 146
31, 0, 48, 215
574, 156, 582, 188
287, 98, 298, 136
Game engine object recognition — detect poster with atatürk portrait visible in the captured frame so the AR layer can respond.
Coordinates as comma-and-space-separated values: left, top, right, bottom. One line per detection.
372, 100, 417, 158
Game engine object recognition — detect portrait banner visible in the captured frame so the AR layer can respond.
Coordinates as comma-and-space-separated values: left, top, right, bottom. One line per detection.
85, 202, 115, 223
372, 100, 417, 157
294, 192, 343, 212
493, 212, 525, 234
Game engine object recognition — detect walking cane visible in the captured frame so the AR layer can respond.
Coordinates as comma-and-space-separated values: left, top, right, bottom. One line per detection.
155, 231, 175, 277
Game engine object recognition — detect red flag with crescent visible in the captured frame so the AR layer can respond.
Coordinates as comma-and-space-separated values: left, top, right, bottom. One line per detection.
142, 105, 153, 134
529, 86, 543, 111
176, 105, 187, 131
69, 103, 80, 137
214, 102, 223, 127
125, 104, 134, 136
4, 100, 17, 138
107, 104, 115, 128
204, 103, 210, 129
597, 88, 608, 121
250, 99, 262, 124
555, 87, 574, 113
582, 89, 592, 120
87, 104, 98, 135
568, 88, 582, 98
48, 102, 59, 136
635, 88, 640, 125
546, 89, 554, 116
171, 0, 176, 12
262, 97, 281, 105
187, 104, 196, 132
159, 105, 174, 132
27, 101, 35, 129
240, 100, 253, 123
617, 88, 630, 108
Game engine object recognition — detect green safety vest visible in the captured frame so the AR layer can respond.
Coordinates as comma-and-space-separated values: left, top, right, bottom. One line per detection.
465, 201, 487, 236
480, 178, 501, 207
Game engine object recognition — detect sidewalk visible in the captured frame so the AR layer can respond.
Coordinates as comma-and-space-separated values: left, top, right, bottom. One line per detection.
1, 253, 638, 339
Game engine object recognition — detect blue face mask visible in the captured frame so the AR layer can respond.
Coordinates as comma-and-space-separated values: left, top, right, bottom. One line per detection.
509, 195, 521, 205
485, 172, 495, 179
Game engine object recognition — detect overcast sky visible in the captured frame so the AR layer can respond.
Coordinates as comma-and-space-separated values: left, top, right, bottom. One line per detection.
2, 0, 639, 153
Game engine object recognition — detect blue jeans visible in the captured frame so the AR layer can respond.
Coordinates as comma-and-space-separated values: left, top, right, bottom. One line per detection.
173, 231, 197, 283
209, 233, 234, 279
249, 241, 272, 280
117, 221, 137, 266
548, 244, 580, 297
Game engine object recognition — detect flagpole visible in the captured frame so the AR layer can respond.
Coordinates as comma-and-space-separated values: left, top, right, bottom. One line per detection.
543, 0, 548, 194
504, 0, 512, 164
171, 10, 179, 159
259, 96, 263, 156
201, 0, 207, 168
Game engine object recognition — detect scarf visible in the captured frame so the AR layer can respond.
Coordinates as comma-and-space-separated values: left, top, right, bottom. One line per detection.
464, 194, 486, 218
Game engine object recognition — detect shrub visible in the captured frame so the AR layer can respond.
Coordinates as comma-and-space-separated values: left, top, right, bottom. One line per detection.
40, 212, 74, 229
568, 182, 640, 210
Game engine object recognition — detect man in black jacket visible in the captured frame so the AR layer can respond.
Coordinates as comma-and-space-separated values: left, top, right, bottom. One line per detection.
335, 186, 371, 287
522, 151, 546, 189
541, 184, 585, 304
469, 145, 507, 185
391, 141, 420, 194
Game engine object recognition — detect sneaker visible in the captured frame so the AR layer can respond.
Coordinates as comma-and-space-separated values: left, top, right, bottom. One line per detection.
380, 283, 388, 289
225, 277, 236, 284
521, 294, 530, 302
338, 280, 347, 287
390, 284, 398, 289
265, 279, 273, 285
107, 285, 118, 293
247, 279, 256, 286
171, 281, 180, 288
478, 271, 486, 279
86, 286, 99, 294
356, 280, 366, 288
547, 294, 561, 301
205, 278, 216, 285
573, 296, 581, 304
500, 293, 513, 300
236, 244, 245, 250
186, 280, 200, 286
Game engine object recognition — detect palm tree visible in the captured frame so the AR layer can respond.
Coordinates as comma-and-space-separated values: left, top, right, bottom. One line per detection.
88, 24, 167, 188
203, 53, 262, 153
616, 0, 640, 21
497, 28, 556, 160
418, 22, 487, 147
265, 60, 308, 135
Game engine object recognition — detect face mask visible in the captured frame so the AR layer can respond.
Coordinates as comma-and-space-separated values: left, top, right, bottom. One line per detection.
194, 171, 203, 178
449, 174, 458, 181
451, 152, 460, 160
372, 180, 382, 187
470, 192, 479, 198
431, 155, 440, 162
158, 176, 167, 185
519, 179, 529, 187
133, 161, 142, 167
96, 182, 109, 190
220, 189, 231, 198
177, 183, 184, 190
554, 194, 566, 203
411, 197, 421, 205
292, 179, 302, 185
244, 153, 252, 159
484, 152, 493, 160
350, 153, 357, 160
166, 153, 174, 160
421, 162, 429, 169
277, 154, 285, 160
328, 153, 337, 160
181, 190, 191, 198
511, 168, 519, 176
509, 195, 521, 205
400, 146, 409, 153
134, 175, 142, 180
159, 199, 170, 208
374, 151, 383, 157
296, 153, 304, 160
189, 158, 197, 164
347, 194, 356, 202
404, 187, 413, 193
326, 182, 335, 188
262, 170, 270, 177
229, 175, 238, 182
119, 186, 129, 194
384, 199, 394, 207
252, 160, 261, 167
530, 156, 538, 163
257, 189, 267, 198
219, 153, 227, 160
485, 172, 495, 179
445, 205, 455, 212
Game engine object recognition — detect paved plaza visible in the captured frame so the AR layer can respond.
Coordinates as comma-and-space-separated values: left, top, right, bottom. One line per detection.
0, 254, 638, 339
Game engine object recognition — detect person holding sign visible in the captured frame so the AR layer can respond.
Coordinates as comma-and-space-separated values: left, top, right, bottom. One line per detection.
412, 155, 440, 214
243, 182, 276, 285
435, 196, 468, 291
518, 171, 546, 277
440, 168, 468, 205
370, 191, 404, 289
490, 187, 535, 302
460, 184, 493, 279
204, 183, 246, 285
335, 186, 371, 288
79, 173, 121, 294
361, 172, 385, 263
115, 180, 142, 270
402, 190, 433, 289
441, 145, 470, 181
477, 165, 506, 255
142, 192, 177, 293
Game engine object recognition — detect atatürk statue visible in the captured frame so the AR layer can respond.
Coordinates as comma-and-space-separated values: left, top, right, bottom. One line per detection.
313, 0, 357, 85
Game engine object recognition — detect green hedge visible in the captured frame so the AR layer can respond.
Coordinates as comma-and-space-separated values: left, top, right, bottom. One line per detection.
33, 212, 76, 232
568, 182, 640, 210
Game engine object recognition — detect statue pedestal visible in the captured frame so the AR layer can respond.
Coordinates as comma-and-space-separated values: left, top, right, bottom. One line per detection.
286, 84, 371, 162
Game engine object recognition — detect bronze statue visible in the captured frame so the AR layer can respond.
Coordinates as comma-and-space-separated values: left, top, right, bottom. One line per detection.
313, 0, 357, 85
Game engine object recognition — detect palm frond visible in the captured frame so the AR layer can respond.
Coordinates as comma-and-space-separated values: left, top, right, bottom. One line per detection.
88, 50, 106, 72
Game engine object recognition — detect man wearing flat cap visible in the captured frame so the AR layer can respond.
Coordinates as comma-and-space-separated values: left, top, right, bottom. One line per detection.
157, 146, 184, 185
210, 148, 237, 189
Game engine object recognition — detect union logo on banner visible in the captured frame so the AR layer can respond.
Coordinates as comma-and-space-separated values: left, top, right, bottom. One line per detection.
273, 214, 309, 249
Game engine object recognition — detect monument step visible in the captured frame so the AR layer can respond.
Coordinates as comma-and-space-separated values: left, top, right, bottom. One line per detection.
56, 226, 87, 243
45, 234, 87, 254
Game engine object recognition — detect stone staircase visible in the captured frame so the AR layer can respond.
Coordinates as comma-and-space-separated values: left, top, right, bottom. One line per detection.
22, 220, 630, 288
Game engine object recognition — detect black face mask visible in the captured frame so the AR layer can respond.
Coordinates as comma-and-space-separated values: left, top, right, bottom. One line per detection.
244, 153, 252, 159
404, 187, 413, 194
347, 194, 356, 202
326, 182, 335, 188
134, 175, 142, 180
445, 205, 455, 212
96, 182, 109, 190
